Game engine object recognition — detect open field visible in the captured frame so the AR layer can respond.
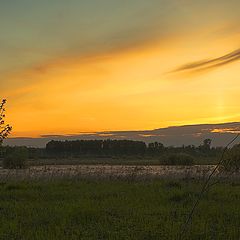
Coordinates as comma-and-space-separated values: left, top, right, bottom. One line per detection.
26, 156, 218, 166
0, 164, 237, 181
0, 179, 239, 239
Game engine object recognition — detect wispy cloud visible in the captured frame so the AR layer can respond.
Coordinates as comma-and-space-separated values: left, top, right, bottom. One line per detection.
172, 48, 240, 73
5, 122, 240, 147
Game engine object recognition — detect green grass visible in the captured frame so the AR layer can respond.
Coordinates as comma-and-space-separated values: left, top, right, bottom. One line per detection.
0, 179, 239, 239
27, 157, 163, 166
25, 155, 218, 167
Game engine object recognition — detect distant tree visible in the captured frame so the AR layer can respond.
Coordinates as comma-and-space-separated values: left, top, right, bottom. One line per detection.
203, 138, 212, 149
46, 139, 146, 157
161, 153, 194, 166
198, 138, 212, 155
3, 146, 28, 169
148, 142, 164, 156
221, 144, 240, 172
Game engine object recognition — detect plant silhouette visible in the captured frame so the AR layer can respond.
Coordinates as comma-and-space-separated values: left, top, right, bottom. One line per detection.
0, 99, 12, 145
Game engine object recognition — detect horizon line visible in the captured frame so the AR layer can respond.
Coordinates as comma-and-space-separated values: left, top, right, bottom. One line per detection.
8, 121, 240, 139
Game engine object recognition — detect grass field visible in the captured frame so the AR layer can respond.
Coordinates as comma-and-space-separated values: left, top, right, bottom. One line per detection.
0, 179, 239, 239
26, 156, 218, 167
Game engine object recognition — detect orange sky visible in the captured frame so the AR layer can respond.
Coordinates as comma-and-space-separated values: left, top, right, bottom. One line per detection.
1, 1, 240, 137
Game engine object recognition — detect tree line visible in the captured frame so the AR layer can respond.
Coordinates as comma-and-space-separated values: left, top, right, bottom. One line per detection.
46, 139, 147, 157
0, 138, 224, 161
35, 138, 223, 158
1, 138, 239, 168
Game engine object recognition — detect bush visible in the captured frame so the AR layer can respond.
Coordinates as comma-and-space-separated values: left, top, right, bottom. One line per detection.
2, 147, 28, 169
221, 144, 240, 172
161, 153, 195, 166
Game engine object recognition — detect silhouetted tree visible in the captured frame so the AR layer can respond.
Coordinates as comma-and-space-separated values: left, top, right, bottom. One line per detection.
148, 142, 164, 155
46, 139, 146, 157
203, 138, 212, 149
44, 137, 225, 159
0, 99, 12, 145
197, 138, 212, 155
3, 146, 28, 169
221, 144, 240, 172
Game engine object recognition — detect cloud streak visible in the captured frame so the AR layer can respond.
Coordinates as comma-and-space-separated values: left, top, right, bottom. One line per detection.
4, 122, 240, 148
173, 48, 240, 73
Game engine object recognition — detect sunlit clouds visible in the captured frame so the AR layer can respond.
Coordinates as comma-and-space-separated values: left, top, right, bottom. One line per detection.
0, 0, 240, 137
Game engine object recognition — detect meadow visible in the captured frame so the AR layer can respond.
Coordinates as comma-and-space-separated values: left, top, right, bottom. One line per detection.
26, 155, 218, 167
0, 178, 239, 240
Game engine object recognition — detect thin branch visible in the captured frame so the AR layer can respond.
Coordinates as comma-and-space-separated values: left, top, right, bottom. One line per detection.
179, 133, 240, 239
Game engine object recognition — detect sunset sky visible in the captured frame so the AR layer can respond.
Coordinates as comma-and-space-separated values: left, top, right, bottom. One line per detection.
1, 0, 240, 137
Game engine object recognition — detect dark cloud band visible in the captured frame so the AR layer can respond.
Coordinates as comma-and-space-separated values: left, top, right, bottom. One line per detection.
173, 48, 240, 73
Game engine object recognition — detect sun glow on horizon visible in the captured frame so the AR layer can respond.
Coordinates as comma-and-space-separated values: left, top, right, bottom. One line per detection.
1, 1, 240, 137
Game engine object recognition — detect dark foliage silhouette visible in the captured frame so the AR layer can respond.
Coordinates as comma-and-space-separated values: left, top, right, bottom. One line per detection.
0, 99, 12, 145
3, 146, 28, 169
42, 138, 223, 160
221, 143, 240, 172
